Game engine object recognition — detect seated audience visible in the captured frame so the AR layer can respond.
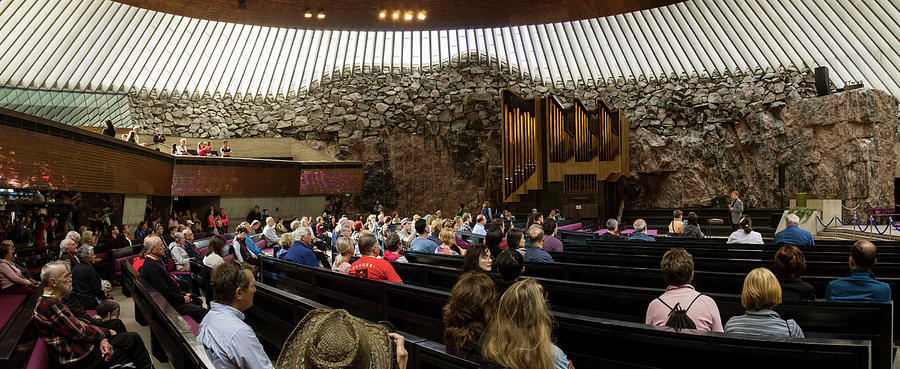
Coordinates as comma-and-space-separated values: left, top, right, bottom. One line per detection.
495, 249, 525, 294
203, 235, 226, 268
284, 227, 319, 267
525, 212, 544, 230
182, 229, 202, 258
727, 216, 763, 244
680, 212, 704, 238
506, 228, 525, 256
199, 261, 274, 369
263, 217, 280, 247
233, 226, 259, 266
667, 210, 683, 236
472, 215, 488, 236
443, 272, 497, 354
646, 248, 723, 332
725, 268, 805, 338
409, 219, 438, 253
462, 244, 492, 273
140, 236, 208, 321
482, 279, 572, 369
774, 245, 816, 300
1, 240, 39, 294
59, 237, 79, 267
175, 138, 190, 155
349, 233, 402, 283
34, 261, 152, 369
72, 246, 120, 319
276, 233, 293, 259
596, 219, 622, 241
484, 229, 505, 259
541, 219, 563, 253
132, 248, 148, 272
382, 233, 408, 263
628, 219, 655, 242
826, 240, 891, 303
428, 219, 443, 245
134, 221, 149, 241
197, 141, 211, 156
774, 214, 815, 246
525, 226, 554, 263
332, 237, 354, 274
168, 231, 191, 271
459, 213, 473, 233
436, 227, 461, 255
275, 308, 408, 369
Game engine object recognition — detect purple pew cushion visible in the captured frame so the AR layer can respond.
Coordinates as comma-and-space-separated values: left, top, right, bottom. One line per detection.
556, 222, 583, 231
0, 294, 27, 329
182, 315, 199, 336
115, 254, 140, 275
25, 338, 49, 369
85, 310, 98, 317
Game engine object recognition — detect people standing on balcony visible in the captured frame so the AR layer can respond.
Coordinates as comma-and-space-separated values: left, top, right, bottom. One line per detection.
101, 120, 116, 137
175, 138, 190, 155
220, 140, 232, 157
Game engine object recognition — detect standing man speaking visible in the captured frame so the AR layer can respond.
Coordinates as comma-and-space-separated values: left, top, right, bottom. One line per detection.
729, 191, 743, 231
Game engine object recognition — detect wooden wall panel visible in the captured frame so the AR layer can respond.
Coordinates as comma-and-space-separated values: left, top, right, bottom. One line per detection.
300, 168, 364, 195
0, 125, 173, 195
172, 164, 301, 197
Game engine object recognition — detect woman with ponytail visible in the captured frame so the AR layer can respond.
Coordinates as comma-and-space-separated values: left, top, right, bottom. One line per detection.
727, 216, 764, 244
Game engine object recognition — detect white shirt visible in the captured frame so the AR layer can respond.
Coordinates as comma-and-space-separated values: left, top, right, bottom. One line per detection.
203, 253, 225, 268
199, 302, 275, 369
726, 230, 764, 244
262, 225, 279, 246
472, 223, 487, 236
168, 242, 190, 271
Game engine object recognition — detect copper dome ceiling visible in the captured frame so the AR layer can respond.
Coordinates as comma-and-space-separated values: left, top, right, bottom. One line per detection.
113, 0, 683, 30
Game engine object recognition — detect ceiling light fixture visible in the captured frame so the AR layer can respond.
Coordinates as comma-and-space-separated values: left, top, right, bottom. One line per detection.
417, 11, 426, 20
317, 9, 326, 19
403, 11, 413, 21
379, 10, 387, 19
392, 10, 400, 20
304, 9, 312, 18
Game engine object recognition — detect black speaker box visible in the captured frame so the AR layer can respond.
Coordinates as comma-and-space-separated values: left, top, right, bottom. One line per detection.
815, 67, 830, 96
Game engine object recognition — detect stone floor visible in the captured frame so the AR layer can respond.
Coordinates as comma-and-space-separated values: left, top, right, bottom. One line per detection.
110, 286, 175, 369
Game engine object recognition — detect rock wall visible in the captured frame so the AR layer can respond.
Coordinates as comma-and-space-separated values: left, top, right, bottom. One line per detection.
129, 60, 898, 214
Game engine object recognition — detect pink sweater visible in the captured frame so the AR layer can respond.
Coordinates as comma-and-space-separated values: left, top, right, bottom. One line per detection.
645, 284, 724, 332
0, 259, 30, 289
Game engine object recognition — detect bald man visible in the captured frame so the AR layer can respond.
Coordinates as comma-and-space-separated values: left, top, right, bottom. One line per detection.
825, 240, 891, 303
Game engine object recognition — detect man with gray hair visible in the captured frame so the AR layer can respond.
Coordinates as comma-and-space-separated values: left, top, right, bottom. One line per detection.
284, 227, 319, 267
140, 236, 207, 321
596, 219, 623, 241
34, 261, 152, 368
628, 219, 656, 242
774, 213, 815, 246
66, 230, 81, 245
72, 246, 120, 319
525, 225, 554, 263
58, 238, 79, 266
263, 217, 280, 247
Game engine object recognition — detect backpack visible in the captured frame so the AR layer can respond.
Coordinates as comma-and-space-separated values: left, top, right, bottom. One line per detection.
657, 294, 704, 330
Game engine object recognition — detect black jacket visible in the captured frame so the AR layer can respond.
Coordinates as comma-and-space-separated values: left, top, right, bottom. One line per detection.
778, 277, 817, 300
140, 256, 184, 307
71, 262, 104, 309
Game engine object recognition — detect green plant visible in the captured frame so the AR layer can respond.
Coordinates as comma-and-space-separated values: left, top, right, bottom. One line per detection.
788, 207, 816, 223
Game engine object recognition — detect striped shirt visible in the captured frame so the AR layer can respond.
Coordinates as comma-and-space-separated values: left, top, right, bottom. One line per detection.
724, 309, 804, 339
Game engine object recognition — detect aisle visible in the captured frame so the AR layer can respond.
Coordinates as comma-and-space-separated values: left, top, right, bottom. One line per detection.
110, 286, 175, 369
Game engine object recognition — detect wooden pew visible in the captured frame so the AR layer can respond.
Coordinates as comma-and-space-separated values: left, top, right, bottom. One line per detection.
120, 260, 212, 369
251, 259, 875, 369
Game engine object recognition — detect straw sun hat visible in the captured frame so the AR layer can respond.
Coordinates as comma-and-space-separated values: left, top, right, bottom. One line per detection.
276, 309, 393, 369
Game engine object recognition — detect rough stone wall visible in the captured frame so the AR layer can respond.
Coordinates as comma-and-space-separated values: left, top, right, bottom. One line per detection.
130, 60, 897, 214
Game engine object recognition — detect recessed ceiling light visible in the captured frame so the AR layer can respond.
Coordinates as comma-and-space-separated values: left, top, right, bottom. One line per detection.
304, 9, 312, 18
379, 10, 387, 19
392, 11, 400, 20
403, 11, 413, 21
317, 10, 326, 19
417, 11, 426, 21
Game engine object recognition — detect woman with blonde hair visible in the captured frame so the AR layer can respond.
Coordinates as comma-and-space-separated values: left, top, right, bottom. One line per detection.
482, 279, 573, 369
332, 237, 354, 274
724, 267, 804, 338
435, 228, 460, 255
276, 232, 293, 259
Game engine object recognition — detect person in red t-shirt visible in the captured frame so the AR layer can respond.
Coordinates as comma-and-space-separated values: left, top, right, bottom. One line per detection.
349, 232, 402, 283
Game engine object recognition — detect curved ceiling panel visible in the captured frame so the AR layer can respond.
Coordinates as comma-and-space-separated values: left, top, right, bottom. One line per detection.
0, 0, 897, 100
112, 0, 682, 31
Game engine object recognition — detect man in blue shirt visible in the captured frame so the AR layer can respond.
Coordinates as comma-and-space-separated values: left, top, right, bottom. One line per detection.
774, 214, 815, 246
525, 226, 554, 263
284, 228, 320, 267
826, 240, 891, 303
199, 261, 275, 369
409, 219, 439, 253
628, 219, 656, 242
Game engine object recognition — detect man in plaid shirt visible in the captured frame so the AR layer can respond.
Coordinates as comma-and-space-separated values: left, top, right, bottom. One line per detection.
33, 261, 152, 368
